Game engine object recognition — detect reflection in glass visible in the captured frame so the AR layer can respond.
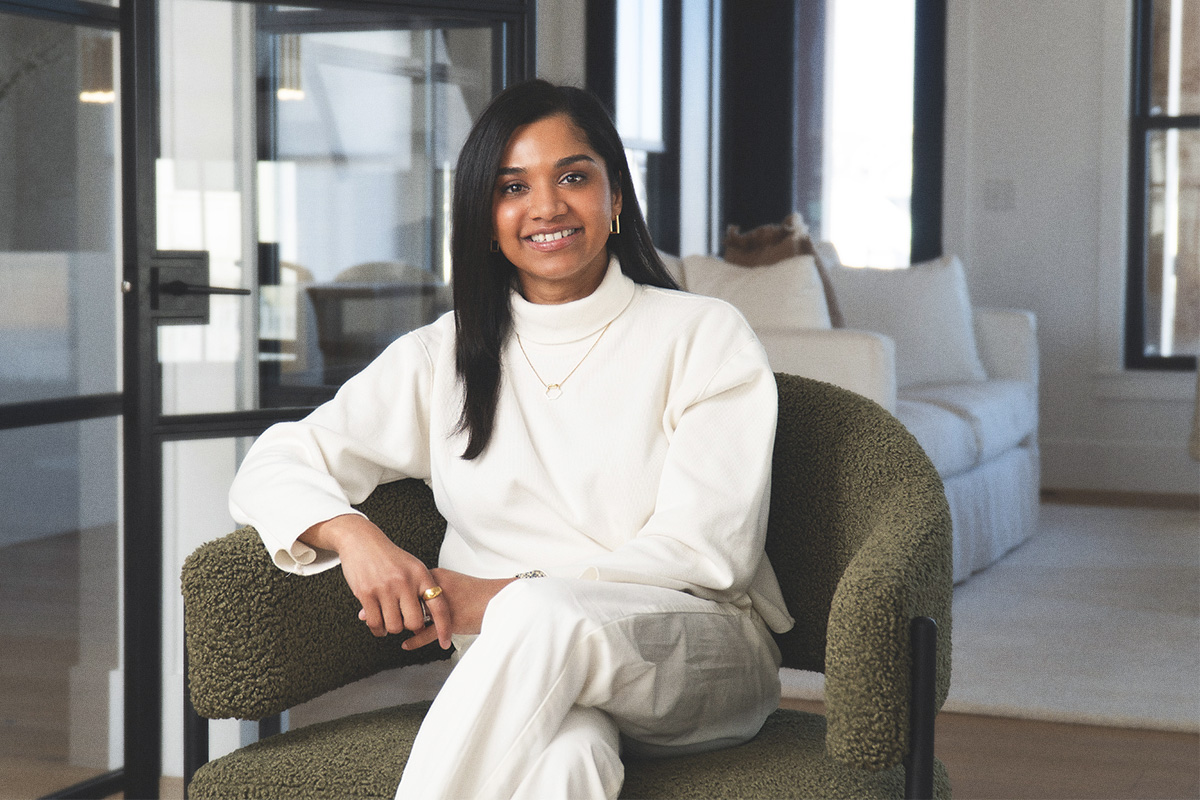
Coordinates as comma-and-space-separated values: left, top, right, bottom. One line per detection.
1144, 129, 1200, 358
154, 0, 496, 414
1149, 0, 1199, 117
262, 24, 492, 394
0, 19, 119, 405
0, 418, 121, 794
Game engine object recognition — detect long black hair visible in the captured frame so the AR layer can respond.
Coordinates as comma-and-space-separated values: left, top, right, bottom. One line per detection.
451, 79, 679, 459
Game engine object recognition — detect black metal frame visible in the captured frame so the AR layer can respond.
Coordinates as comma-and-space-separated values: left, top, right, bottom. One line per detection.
1125, 0, 1199, 371
910, 0, 947, 264
0, 394, 123, 431
905, 616, 939, 800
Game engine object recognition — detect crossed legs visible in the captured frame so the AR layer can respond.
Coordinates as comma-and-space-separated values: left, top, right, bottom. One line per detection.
395, 578, 781, 799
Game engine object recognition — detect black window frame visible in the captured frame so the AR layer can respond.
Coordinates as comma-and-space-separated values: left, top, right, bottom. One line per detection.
586, 0, 681, 255
1126, 0, 1200, 371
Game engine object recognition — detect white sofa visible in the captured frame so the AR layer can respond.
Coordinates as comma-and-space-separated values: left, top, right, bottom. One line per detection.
660, 246, 1040, 583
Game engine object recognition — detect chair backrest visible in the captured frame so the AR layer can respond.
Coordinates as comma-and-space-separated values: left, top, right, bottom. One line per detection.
766, 373, 952, 676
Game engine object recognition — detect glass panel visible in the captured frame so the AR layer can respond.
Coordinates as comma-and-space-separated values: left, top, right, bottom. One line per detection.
823, 0, 915, 268
155, 0, 496, 415
1148, 0, 1199, 117
0, 418, 121, 795
615, 0, 664, 152
0, 20, 120, 405
161, 436, 255, 775
0, 12, 122, 795
1143, 128, 1200, 358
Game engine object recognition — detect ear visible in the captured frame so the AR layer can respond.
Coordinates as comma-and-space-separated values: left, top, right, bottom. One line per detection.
611, 182, 623, 218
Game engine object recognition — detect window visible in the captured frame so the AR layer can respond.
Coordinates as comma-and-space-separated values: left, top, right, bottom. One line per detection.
1128, 0, 1199, 369
588, 0, 682, 254
823, 0, 916, 268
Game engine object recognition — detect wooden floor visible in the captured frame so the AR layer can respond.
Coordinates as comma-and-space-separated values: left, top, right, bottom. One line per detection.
782, 697, 1200, 799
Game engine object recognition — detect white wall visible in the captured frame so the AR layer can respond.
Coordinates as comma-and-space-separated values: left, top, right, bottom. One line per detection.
944, 0, 1198, 495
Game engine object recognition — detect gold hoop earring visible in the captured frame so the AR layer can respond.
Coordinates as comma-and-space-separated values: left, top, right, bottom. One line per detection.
490, 239, 500, 253
609, 217, 620, 235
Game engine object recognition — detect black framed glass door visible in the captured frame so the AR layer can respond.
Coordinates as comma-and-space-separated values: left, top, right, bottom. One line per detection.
0, 2, 124, 797
120, 0, 531, 796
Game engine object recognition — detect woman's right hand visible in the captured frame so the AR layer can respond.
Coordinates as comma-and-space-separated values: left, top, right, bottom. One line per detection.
299, 514, 451, 648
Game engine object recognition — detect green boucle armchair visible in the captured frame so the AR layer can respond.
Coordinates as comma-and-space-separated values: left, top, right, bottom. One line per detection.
182, 373, 953, 799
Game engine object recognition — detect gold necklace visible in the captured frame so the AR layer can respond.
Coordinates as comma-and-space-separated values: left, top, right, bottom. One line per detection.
515, 320, 614, 400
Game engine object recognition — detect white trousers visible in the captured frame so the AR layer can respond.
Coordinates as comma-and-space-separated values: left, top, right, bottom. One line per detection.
395, 578, 782, 800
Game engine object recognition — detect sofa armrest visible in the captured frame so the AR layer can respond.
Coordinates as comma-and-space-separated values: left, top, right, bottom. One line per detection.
756, 328, 898, 413
974, 308, 1038, 386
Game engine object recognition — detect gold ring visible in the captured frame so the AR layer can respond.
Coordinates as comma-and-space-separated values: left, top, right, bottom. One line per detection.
421, 586, 443, 602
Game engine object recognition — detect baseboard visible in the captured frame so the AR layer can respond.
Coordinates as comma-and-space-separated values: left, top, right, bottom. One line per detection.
1041, 488, 1200, 510
1041, 438, 1199, 495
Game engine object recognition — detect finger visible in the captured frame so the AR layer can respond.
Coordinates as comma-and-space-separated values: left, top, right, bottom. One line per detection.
398, 593, 428, 634
402, 624, 439, 651
380, 593, 409, 635
425, 594, 453, 649
359, 600, 386, 638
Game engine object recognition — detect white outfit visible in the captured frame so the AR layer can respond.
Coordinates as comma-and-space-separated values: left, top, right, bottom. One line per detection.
229, 257, 795, 799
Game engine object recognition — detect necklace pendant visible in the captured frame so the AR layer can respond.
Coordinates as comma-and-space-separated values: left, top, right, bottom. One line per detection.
545, 384, 563, 400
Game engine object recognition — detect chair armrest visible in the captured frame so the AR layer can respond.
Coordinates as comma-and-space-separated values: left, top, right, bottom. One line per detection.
974, 308, 1038, 385
822, 479, 954, 771
183, 478, 450, 721
757, 328, 898, 413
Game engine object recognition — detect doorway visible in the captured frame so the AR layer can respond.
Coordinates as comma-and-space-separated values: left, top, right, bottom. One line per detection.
0, 0, 530, 796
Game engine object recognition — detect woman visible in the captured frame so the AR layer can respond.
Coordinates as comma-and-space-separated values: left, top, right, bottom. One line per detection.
229, 79, 794, 799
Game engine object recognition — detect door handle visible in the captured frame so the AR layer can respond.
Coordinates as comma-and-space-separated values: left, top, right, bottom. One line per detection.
158, 280, 252, 297
151, 250, 250, 325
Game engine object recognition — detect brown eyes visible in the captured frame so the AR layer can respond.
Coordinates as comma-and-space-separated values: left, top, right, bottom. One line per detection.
496, 172, 589, 196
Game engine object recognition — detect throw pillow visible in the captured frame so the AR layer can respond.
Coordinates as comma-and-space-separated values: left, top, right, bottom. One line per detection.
723, 213, 845, 327
826, 255, 987, 389
681, 253, 832, 332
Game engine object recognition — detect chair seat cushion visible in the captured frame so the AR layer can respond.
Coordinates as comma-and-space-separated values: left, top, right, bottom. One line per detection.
189, 703, 948, 800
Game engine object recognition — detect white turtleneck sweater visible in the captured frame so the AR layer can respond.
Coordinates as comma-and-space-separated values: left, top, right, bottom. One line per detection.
229, 258, 794, 633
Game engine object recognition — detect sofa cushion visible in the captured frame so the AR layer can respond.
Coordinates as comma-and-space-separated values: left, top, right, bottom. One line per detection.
682, 254, 832, 331
722, 213, 845, 327
894, 399, 980, 478
826, 255, 987, 390
901, 380, 1037, 465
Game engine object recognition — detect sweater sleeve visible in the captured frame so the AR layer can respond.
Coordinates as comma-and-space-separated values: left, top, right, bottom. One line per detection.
228, 330, 438, 574
572, 334, 786, 620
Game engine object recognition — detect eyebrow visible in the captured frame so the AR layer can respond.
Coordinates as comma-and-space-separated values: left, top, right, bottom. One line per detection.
497, 154, 598, 177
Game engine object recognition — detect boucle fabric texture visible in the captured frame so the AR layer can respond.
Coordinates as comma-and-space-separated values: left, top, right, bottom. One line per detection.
190, 704, 950, 800
183, 373, 953, 799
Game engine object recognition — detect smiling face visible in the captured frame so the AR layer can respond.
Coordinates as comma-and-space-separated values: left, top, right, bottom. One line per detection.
492, 113, 622, 305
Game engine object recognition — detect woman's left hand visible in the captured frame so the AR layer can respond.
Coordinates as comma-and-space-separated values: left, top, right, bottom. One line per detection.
399, 568, 515, 650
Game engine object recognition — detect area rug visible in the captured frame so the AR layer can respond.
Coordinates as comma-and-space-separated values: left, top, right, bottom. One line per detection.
781, 502, 1200, 732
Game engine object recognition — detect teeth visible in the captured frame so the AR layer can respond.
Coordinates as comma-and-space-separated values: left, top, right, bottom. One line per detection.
529, 228, 579, 243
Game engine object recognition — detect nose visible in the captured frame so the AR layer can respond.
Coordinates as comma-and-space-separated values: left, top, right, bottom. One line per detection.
529, 182, 566, 220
